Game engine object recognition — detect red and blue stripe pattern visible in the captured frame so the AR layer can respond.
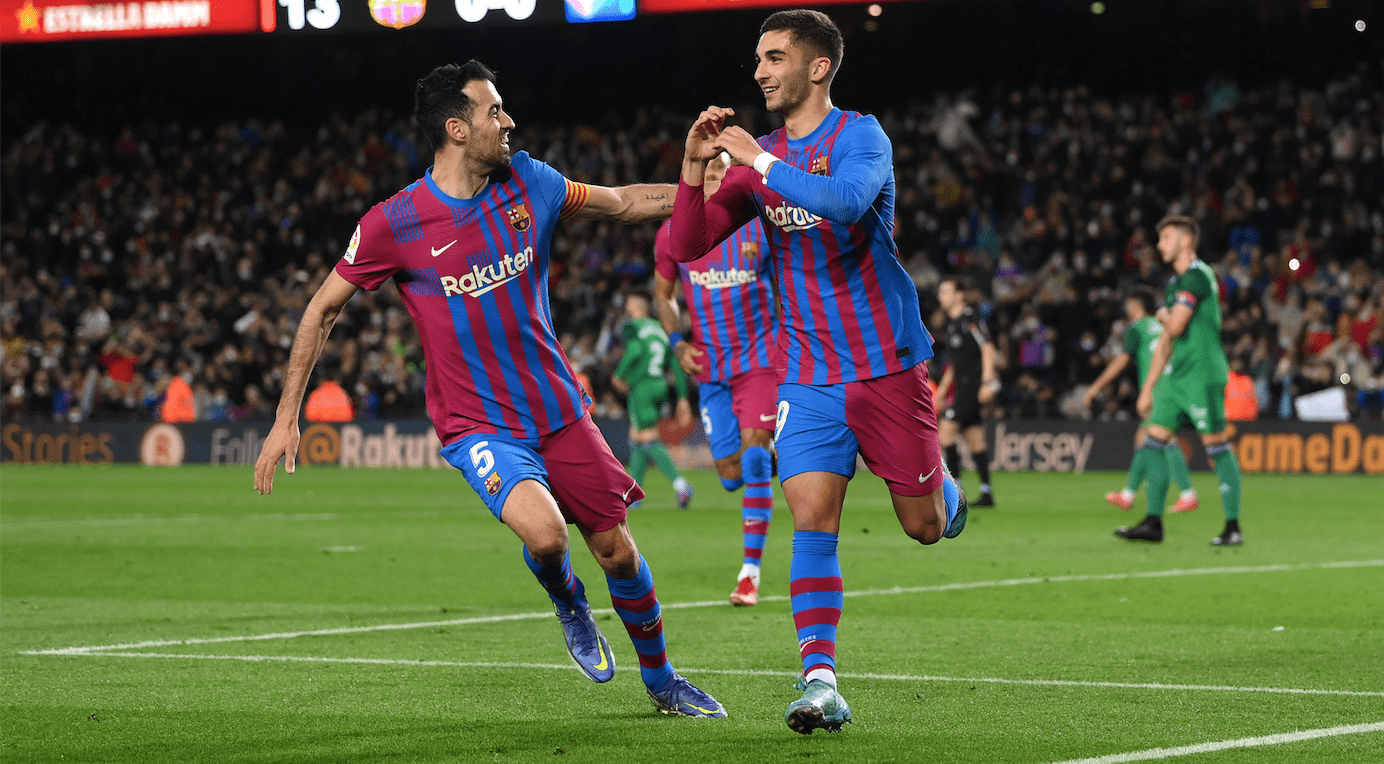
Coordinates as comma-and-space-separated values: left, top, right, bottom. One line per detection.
741, 445, 774, 565
790, 531, 843, 677
756, 111, 932, 384
334, 152, 589, 447
656, 220, 776, 384
607, 556, 674, 688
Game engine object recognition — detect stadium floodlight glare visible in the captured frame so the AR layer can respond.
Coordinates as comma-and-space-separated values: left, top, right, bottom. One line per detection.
1289, 257, 1301, 271
868, 4, 883, 16
1091, 2, 1105, 14
1356, 20, 1366, 32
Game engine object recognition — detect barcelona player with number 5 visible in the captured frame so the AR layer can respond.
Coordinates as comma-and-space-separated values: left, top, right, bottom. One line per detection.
254, 61, 724, 719
655, 153, 779, 607
670, 10, 966, 734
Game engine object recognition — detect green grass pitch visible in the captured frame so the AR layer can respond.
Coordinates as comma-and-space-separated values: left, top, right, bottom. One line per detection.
2, 464, 1381, 763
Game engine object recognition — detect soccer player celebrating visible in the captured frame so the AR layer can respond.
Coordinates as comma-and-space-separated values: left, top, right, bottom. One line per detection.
611, 293, 695, 509
253, 61, 725, 718
1125, 215, 1243, 545
669, 10, 966, 734
936, 276, 999, 506
1084, 287, 1199, 516
654, 153, 778, 606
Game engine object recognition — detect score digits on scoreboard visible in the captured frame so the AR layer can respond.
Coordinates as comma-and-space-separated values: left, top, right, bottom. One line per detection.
456, 0, 536, 23
278, 0, 339, 31
270, 0, 539, 31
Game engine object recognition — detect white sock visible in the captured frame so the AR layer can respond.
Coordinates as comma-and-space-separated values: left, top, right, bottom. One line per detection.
737, 562, 761, 583
673, 477, 690, 492
805, 668, 837, 688
1120, 488, 1136, 499
1181, 488, 1197, 498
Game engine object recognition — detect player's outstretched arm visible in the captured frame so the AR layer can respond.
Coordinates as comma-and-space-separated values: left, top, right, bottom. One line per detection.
571, 183, 678, 223
715, 120, 891, 226
254, 270, 359, 495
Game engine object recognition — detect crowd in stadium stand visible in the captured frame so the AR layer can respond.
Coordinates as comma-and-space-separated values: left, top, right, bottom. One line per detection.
3, 66, 1382, 426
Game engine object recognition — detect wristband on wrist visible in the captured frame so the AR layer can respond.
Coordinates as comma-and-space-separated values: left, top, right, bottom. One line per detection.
752, 152, 779, 177
668, 332, 685, 348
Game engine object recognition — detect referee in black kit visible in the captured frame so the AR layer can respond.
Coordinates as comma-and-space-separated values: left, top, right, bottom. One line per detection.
936, 277, 999, 506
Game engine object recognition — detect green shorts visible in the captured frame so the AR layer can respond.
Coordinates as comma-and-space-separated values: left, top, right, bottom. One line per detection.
627, 382, 668, 430
1149, 377, 1227, 435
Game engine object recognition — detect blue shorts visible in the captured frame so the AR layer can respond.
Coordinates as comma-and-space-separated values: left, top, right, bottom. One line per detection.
774, 365, 944, 497
699, 381, 743, 461
440, 415, 640, 533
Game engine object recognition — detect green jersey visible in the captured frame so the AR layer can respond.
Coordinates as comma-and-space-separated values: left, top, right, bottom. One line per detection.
1122, 316, 1164, 384
615, 317, 688, 399
1164, 259, 1228, 386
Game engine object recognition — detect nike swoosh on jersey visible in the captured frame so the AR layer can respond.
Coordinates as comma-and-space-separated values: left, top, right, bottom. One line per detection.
759, 414, 776, 422
431, 241, 457, 257
919, 467, 938, 483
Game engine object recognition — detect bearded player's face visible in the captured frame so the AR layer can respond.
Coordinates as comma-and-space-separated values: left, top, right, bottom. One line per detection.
755, 30, 813, 114
462, 79, 514, 172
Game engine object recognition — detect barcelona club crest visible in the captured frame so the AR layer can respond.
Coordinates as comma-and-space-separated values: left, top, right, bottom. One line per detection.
809, 155, 830, 175
484, 471, 503, 496
507, 204, 532, 232
370, 0, 426, 30
740, 241, 760, 258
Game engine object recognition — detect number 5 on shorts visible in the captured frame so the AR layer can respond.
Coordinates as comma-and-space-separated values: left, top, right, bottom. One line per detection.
774, 401, 790, 442
470, 441, 494, 477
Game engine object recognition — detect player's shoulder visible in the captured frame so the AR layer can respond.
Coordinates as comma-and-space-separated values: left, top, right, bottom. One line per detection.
359, 179, 425, 237
838, 111, 888, 140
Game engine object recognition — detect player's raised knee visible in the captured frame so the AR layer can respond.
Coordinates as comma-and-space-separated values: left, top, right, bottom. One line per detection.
741, 446, 773, 483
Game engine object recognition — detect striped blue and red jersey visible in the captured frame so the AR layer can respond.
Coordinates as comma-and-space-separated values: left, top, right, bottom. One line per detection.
335, 152, 590, 445
669, 108, 933, 385
654, 218, 776, 384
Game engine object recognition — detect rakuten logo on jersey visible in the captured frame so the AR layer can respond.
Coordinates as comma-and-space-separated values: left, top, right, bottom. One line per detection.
764, 202, 823, 232
441, 246, 534, 297
689, 267, 759, 289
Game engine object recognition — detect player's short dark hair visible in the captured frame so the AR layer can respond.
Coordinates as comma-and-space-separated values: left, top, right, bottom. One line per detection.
415, 60, 497, 154
1155, 214, 1200, 248
1128, 286, 1159, 317
940, 275, 973, 294
760, 9, 844, 83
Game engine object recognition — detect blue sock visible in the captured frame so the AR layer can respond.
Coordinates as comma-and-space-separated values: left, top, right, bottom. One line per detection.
790, 531, 842, 681
522, 547, 584, 608
720, 476, 746, 492
741, 447, 774, 565
607, 556, 674, 688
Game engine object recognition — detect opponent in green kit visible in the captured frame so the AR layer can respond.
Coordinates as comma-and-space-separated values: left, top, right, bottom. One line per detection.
613, 293, 695, 508
1084, 287, 1198, 514
1121, 215, 1243, 545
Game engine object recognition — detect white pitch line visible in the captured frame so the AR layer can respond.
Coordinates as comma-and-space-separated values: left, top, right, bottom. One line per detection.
1, 509, 454, 530
1040, 721, 1384, 764
39, 653, 1384, 699
22, 559, 1381, 656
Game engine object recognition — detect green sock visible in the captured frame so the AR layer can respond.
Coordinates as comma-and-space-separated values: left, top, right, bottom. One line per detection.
645, 441, 681, 483
1210, 446, 1242, 521
1142, 440, 1169, 517
1167, 440, 1193, 492
1125, 447, 1149, 491
629, 444, 648, 484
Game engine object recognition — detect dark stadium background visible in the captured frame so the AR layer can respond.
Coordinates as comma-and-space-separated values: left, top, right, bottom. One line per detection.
3, 0, 1382, 437
5, 1, 1380, 130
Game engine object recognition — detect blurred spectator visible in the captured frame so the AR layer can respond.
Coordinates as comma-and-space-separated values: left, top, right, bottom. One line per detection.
2, 67, 1381, 422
